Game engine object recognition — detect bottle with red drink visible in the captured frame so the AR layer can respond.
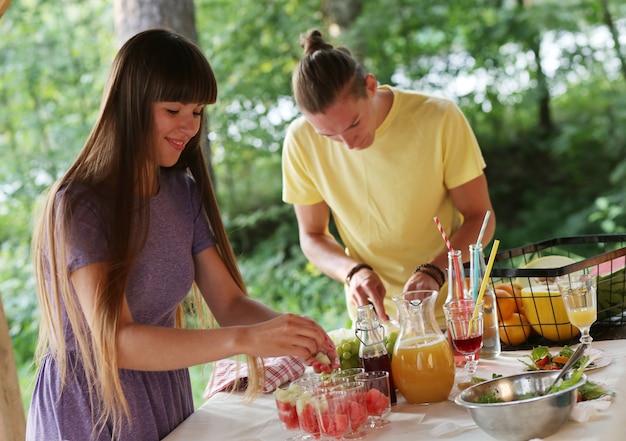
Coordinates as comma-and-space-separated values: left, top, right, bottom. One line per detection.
355, 304, 397, 404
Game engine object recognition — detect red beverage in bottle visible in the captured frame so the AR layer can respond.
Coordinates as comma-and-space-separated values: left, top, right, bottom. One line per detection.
360, 354, 397, 405
452, 335, 483, 354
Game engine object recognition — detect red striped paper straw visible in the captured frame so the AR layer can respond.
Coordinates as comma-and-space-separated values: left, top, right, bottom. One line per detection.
433, 216, 452, 251
433, 216, 465, 299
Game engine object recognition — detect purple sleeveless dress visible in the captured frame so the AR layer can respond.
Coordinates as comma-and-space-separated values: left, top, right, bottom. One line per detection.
26, 168, 215, 440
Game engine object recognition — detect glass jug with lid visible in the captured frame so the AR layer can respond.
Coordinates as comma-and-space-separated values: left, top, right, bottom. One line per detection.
391, 290, 455, 404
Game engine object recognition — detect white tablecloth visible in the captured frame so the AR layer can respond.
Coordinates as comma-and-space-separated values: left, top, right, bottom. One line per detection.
163, 339, 626, 441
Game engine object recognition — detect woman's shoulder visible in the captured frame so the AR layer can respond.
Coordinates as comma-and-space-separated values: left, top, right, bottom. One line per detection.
56, 181, 111, 216
157, 168, 203, 207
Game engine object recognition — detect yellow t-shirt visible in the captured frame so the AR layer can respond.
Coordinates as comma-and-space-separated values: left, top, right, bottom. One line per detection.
282, 86, 486, 324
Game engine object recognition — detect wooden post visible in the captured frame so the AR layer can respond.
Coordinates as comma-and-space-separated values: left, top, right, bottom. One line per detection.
0, 293, 26, 441
0, 0, 12, 19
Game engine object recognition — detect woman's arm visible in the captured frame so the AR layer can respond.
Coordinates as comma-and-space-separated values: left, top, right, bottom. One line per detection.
194, 247, 336, 362
70, 248, 336, 371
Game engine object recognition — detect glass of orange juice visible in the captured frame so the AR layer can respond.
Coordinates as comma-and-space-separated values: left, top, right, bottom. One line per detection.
557, 273, 597, 347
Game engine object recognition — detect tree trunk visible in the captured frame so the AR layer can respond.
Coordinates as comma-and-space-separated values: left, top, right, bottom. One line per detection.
599, 0, 626, 81
113, 0, 197, 45
322, 0, 362, 30
322, 0, 367, 65
516, 0, 554, 136
0, 294, 25, 441
531, 36, 554, 135
0, 0, 11, 19
112, 0, 215, 188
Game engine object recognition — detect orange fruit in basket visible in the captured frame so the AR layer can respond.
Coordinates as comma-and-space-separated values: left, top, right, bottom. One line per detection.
494, 282, 524, 312
499, 312, 531, 345
495, 288, 518, 322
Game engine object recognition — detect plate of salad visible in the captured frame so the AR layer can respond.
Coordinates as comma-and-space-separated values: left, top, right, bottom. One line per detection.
520, 345, 612, 371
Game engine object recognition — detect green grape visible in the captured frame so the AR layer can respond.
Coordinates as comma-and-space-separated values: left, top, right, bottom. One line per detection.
328, 328, 361, 370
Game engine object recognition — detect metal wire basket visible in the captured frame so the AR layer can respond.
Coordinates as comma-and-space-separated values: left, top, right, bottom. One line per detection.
481, 234, 626, 349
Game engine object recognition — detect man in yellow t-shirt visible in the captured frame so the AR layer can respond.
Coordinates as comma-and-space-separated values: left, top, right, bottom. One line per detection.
282, 29, 496, 325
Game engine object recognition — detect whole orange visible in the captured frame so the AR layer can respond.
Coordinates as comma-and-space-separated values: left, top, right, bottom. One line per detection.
494, 282, 524, 312
495, 288, 518, 322
499, 312, 531, 345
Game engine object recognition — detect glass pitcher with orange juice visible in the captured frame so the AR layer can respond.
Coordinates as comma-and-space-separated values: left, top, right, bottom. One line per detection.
391, 290, 455, 404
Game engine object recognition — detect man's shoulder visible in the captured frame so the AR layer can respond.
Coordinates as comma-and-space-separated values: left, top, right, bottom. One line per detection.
389, 86, 455, 110
286, 114, 312, 134
284, 115, 320, 152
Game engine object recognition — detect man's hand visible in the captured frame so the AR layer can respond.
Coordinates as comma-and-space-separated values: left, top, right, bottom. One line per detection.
347, 268, 389, 321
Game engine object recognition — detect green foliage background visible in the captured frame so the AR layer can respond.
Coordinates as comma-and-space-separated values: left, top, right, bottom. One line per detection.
1, 0, 626, 409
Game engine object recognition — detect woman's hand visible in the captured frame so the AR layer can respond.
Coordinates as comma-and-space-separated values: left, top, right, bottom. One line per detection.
241, 314, 339, 371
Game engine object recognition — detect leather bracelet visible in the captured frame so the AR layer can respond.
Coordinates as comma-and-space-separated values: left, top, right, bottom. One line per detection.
413, 263, 445, 289
345, 263, 373, 285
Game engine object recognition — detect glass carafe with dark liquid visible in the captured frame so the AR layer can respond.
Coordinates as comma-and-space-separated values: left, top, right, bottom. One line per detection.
355, 304, 397, 404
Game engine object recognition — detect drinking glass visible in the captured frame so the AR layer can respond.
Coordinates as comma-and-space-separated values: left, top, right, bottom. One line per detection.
275, 376, 324, 441
313, 390, 351, 440
294, 388, 322, 440
328, 382, 369, 439
443, 299, 484, 381
331, 367, 365, 383
274, 382, 307, 440
353, 371, 392, 429
557, 273, 597, 347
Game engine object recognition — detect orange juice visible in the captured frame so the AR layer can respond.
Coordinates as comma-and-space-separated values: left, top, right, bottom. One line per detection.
567, 306, 597, 328
391, 334, 455, 404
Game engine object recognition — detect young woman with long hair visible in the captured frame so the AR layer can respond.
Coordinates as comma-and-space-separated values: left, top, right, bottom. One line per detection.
26, 28, 337, 441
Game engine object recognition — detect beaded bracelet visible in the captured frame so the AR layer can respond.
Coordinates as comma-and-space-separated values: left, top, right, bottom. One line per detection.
413, 263, 446, 289
345, 263, 373, 285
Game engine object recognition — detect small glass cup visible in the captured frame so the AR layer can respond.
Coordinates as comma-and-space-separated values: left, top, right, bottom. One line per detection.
331, 367, 365, 383
329, 382, 369, 439
275, 375, 327, 441
295, 388, 322, 440
274, 383, 305, 440
313, 390, 351, 440
354, 371, 392, 429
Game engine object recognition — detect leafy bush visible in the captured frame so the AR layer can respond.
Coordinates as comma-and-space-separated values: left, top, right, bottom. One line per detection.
237, 220, 350, 332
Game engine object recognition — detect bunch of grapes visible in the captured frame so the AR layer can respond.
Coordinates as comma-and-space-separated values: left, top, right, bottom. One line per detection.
328, 328, 400, 370
328, 329, 361, 370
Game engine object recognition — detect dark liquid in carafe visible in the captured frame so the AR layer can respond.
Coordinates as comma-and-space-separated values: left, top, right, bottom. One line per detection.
360, 354, 397, 404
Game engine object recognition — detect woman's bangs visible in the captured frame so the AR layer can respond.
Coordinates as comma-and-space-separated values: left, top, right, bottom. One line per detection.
154, 42, 217, 105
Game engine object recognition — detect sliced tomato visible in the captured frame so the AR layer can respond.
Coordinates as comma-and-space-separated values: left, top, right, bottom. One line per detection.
535, 355, 550, 367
